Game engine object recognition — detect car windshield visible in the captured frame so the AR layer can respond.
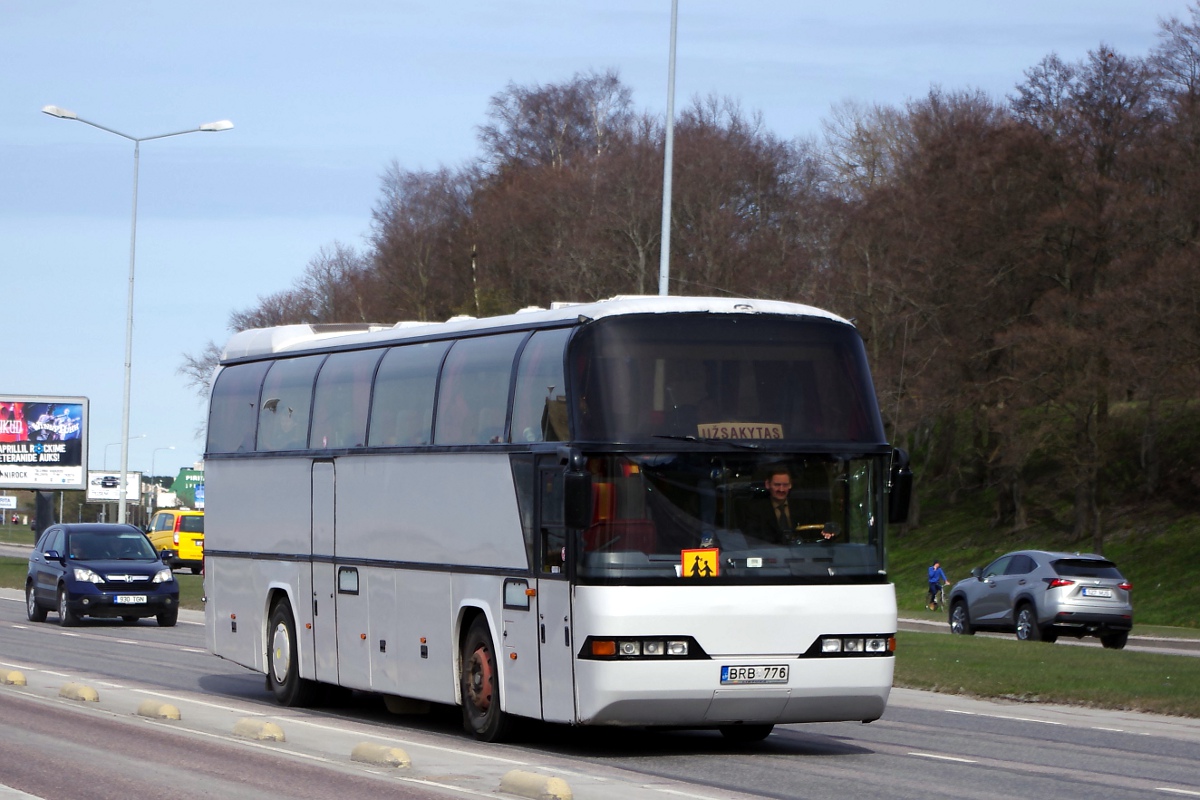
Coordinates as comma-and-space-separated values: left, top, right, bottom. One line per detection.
1052, 558, 1123, 579
68, 532, 157, 561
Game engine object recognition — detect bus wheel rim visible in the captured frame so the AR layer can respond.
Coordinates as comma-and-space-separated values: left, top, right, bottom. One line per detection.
271, 623, 291, 682
467, 646, 494, 712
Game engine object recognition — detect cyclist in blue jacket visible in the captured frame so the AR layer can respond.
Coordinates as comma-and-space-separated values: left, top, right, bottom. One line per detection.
927, 560, 950, 609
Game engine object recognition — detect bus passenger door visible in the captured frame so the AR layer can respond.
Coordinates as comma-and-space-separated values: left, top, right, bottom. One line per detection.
311, 460, 338, 684
536, 464, 575, 723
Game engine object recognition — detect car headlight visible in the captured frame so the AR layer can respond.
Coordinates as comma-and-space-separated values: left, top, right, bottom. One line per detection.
72, 567, 104, 584
153, 568, 174, 584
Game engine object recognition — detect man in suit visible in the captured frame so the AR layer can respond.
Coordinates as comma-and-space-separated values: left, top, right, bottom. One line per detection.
743, 465, 831, 544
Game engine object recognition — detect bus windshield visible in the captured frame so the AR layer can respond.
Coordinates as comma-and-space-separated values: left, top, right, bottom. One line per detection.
570, 314, 884, 445
574, 452, 887, 585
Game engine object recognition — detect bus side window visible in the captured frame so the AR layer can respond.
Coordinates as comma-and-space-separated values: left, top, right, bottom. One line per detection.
434, 333, 524, 446
257, 355, 324, 452
368, 341, 449, 447
207, 361, 271, 454
540, 469, 566, 572
511, 329, 570, 443
310, 350, 380, 449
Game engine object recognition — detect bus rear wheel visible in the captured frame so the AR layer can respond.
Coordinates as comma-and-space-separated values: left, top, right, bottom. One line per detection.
268, 600, 317, 707
461, 616, 513, 742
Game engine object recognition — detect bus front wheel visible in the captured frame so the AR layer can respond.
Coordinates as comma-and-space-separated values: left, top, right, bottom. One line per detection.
268, 600, 317, 707
461, 616, 513, 742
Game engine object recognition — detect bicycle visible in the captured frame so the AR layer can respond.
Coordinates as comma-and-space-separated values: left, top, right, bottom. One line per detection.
926, 584, 946, 612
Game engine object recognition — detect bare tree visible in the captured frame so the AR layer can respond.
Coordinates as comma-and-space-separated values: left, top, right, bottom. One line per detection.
371, 164, 471, 321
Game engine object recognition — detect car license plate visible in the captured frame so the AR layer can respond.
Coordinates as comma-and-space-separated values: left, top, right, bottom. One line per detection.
720, 665, 789, 685
1082, 587, 1113, 598
115, 595, 147, 605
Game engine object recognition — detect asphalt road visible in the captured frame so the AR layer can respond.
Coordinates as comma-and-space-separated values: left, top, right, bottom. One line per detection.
1, 580, 1199, 800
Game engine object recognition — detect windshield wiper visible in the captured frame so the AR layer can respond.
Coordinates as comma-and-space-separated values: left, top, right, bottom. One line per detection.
653, 434, 759, 450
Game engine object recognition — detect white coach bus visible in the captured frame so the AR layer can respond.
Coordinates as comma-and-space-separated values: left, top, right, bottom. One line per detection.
203, 295, 911, 742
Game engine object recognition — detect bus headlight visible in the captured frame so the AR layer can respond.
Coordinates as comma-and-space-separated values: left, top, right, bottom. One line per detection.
580, 636, 706, 660
815, 635, 895, 657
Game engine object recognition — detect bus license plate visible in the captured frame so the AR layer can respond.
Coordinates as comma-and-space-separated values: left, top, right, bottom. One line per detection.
721, 665, 789, 685
115, 595, 147, 604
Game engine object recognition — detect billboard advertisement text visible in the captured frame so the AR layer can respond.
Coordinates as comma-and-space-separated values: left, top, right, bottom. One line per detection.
0, 396, 89, 491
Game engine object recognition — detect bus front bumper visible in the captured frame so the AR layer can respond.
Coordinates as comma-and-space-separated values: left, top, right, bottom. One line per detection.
574, 654, 894, 726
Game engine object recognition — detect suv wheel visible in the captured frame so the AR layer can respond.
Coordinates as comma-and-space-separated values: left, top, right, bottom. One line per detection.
57, 586, 81, 627
25, 581, 47, 623
1100, 631, 1128, 650
949, 600, 973, 635
1014, 604, 1049, 642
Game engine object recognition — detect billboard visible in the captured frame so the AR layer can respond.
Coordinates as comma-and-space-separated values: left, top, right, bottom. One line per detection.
173, 468, 205, 508
0, 395, 89, 491
85, 470, 142, 503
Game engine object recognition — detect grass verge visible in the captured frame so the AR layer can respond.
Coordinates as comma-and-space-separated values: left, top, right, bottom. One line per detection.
895, 630, 1200, 717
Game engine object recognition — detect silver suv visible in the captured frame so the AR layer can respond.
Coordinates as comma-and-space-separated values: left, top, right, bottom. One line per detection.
947, 550, 1133, 649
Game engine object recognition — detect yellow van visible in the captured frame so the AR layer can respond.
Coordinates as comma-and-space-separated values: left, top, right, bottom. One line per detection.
147, 509, 205, 573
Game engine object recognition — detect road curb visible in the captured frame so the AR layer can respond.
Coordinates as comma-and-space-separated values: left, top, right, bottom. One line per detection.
499, 769, 573, 800
1, 670, 26, 686
137, 699, 182, 720
59, 682, 99, 702
233, 717, 285, 741
350, 741, 411, 768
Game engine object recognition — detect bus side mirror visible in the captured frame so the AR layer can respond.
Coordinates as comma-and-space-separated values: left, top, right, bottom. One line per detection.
888, 447, 912, 524
563, 471, 593, 531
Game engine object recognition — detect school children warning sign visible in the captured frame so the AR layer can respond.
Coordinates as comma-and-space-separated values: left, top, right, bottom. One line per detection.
681, 548, 720, 578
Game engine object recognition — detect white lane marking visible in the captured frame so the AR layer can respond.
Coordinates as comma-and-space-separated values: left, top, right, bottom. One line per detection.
1156, 789, 1200, 797
649, 788, 736, 800
946, 709, 1063, 725
392, 777, 498, 799
908, 752, 978, 763
134, 689, 269, 715
277, 715, 530, 765
1093, 727, 1125, 732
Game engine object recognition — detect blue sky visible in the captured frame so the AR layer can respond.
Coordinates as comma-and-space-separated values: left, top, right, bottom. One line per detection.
2, 0, 1193, 478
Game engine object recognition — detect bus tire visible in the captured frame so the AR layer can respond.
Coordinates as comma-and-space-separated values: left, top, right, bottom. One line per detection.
461, 616, 513, 742
268, 599, 318, 707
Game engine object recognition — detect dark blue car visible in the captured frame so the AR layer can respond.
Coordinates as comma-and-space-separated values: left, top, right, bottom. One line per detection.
26, 523, 180, 627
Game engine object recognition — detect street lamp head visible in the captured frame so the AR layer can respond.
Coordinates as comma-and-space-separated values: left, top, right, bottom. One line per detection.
42, 105, 78, 120
200, 120, 234, 132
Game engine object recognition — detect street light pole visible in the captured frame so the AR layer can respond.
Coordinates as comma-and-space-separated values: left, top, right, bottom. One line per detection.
658, 0, 679, 297
42, 105, 232, 523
